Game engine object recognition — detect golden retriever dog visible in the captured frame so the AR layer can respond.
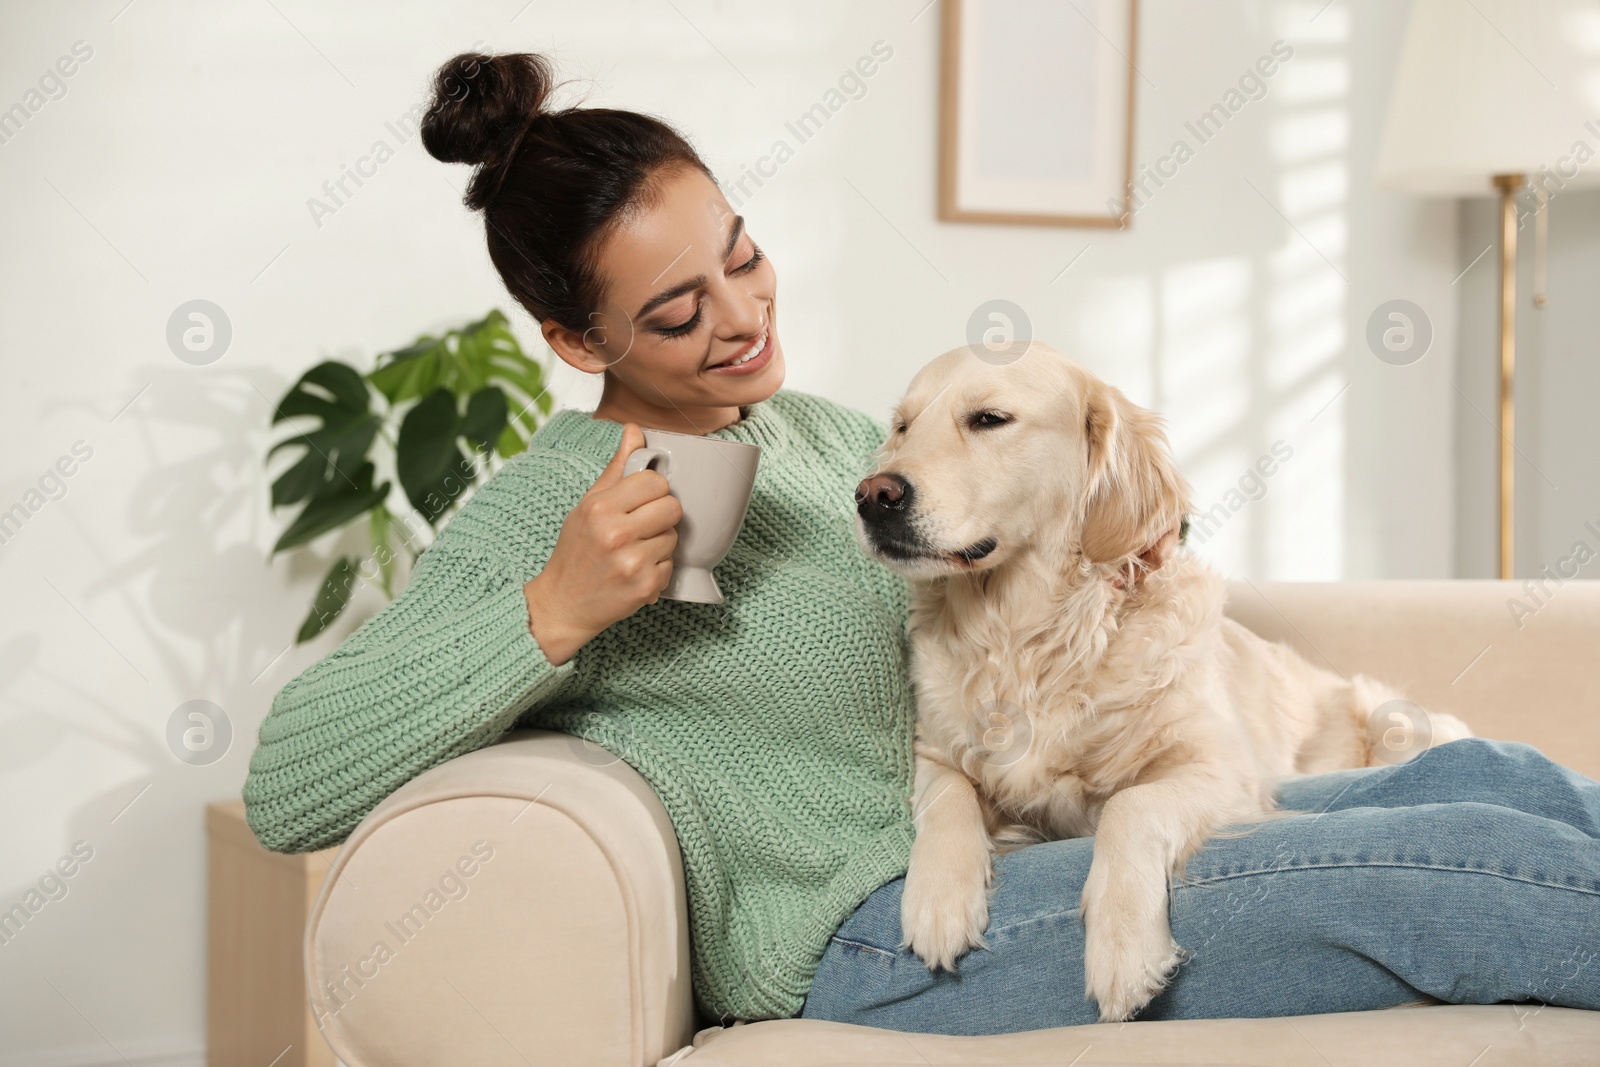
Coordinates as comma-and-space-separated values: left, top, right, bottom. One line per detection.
854, 341, 1471, 1022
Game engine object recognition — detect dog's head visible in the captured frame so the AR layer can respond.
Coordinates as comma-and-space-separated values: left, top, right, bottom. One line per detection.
855, 342, 1193, 580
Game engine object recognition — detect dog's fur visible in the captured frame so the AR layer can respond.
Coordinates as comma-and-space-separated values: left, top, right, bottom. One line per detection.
855, 343, 1471, 1022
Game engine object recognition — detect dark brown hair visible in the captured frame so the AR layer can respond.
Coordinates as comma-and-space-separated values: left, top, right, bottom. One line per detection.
421, 52, 714, 330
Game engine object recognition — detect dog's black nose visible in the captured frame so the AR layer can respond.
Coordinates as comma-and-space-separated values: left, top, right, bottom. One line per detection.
855, 473, 911, 521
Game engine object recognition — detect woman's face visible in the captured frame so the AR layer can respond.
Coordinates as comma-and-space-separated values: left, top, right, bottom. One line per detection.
549, 164, 784, 418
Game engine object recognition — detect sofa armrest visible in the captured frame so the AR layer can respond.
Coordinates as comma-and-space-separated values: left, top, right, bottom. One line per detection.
1227, 580, 1600, 779
304, 729, 696, 1067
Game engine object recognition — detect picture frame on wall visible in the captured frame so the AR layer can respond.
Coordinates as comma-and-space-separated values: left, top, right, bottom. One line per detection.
939, 0, 1139, 228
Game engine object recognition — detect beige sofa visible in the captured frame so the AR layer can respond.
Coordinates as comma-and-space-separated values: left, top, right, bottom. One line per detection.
303, 581, 1600, 1066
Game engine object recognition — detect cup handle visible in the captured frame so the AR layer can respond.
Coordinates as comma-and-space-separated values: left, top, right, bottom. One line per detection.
623, 446, 671, 480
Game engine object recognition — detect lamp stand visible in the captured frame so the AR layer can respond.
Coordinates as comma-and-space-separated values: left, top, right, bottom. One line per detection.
1492, 172, 1524, 581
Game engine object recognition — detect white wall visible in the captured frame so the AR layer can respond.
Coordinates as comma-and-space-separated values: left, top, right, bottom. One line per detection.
0, 1, 1457, 1063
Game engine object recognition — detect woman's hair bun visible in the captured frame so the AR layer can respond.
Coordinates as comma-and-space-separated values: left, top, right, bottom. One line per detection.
421, 52, 554, 170
418, 47, 712, 328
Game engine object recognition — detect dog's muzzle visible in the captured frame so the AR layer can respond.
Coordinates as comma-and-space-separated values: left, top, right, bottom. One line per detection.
855, 473, 919, 556
855, 474, 997, 566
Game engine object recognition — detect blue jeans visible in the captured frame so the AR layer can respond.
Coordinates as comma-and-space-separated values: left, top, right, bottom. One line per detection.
800, 739, 1600, 1035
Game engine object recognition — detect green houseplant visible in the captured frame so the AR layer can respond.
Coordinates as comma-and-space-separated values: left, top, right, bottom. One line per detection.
267, 309, 553, 642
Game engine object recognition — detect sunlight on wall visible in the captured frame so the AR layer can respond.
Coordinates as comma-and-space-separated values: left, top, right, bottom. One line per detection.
1131, 1, 1353, 580
1158, 258, 1254, 455
1263, 1, 1350, 579
1071, 273, 1156, 397
1156, 257, 1254, 571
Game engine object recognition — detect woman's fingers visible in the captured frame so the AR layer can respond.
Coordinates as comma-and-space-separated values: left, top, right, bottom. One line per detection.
605, 466, 674, 512
589, 422, 647, 492
627, 492, 685, 539
637, 529, 678, 565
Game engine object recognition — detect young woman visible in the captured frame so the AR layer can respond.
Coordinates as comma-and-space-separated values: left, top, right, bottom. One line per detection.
243, 51, 1600, 1035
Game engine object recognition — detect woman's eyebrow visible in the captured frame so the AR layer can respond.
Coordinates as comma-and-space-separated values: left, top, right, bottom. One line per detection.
633, 215, 746, 320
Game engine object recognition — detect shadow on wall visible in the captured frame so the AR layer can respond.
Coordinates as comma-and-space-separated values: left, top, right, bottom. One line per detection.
0, 359, 384, 1042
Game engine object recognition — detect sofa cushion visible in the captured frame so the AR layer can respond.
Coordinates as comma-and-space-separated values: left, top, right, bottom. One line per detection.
672, 1003, 1599, 1065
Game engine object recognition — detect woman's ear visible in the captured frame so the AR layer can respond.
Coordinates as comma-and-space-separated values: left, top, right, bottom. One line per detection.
541, 317, 613, 375
1079, 379, 1193, 565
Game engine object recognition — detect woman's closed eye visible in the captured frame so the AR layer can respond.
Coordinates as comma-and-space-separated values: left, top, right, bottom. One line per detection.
650, 245, 766, 339
655, 303, 703, 338
734, 245, 765, 276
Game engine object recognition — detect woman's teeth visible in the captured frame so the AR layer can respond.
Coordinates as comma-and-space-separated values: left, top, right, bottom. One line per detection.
723, 329, 767, 367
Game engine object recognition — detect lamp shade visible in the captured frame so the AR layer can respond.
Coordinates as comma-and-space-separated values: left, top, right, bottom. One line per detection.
1376, 0, 1600, 196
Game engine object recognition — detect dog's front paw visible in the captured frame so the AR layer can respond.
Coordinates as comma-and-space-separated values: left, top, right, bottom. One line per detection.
1081, 863, 1184, 1021
1082, 911, 1184, 1022
900, 854, 992, 973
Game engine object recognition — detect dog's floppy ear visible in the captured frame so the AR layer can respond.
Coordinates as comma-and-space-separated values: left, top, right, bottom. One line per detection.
1079, 379, 1193, 565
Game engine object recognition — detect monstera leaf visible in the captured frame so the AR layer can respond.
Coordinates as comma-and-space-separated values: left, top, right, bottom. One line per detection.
397, 389, 471, 523
267, 311, 553, 643
296, 556, 359, 643
268, 362, 383, 509
270, 461, 389, 554
368, 310, 547, 457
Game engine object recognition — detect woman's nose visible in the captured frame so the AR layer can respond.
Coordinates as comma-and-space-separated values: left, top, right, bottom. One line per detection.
717, 291, 766, 339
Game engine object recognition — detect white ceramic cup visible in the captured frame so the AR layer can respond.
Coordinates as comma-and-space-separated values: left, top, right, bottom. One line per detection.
622, 428, 761, 604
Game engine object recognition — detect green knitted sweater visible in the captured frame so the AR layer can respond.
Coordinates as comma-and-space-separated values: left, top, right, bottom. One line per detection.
242, 389, 917, 1021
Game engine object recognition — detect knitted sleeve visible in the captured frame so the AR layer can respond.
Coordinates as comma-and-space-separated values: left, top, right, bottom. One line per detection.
242, 543, 579, 853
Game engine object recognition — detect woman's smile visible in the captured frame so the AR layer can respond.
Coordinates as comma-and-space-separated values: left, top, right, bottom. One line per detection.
706, 324, 775, 376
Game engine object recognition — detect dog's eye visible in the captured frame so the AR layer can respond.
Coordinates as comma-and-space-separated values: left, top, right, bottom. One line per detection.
968, 410, 1014, 430
893, 422, 907, 435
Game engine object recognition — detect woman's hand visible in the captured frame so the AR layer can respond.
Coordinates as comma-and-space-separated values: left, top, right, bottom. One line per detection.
523, 423, 682, 665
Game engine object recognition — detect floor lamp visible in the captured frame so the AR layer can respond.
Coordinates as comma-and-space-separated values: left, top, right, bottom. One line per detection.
1375, 0, 1598, 579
